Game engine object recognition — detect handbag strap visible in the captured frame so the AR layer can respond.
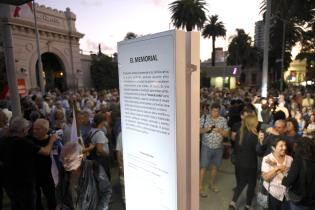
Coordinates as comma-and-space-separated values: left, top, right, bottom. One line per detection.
259, 176, 271, 193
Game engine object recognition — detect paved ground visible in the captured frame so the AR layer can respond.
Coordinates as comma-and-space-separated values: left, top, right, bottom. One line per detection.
200, 159, 239, 210
200, 159, 264, 210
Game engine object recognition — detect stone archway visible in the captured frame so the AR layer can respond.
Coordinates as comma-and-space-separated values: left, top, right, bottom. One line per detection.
36, 52, 66, 91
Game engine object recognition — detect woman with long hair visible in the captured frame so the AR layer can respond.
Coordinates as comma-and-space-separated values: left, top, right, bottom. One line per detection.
305, 114, 315, 136
282, 137, 315, 210
229, 114, 261, 210
261, 138, 293, 210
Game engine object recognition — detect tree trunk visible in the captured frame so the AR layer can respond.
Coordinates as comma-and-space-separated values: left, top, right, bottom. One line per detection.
212, 36, 216, 66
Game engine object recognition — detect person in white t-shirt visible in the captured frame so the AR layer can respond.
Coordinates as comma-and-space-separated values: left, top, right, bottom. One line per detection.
261, 138, 293, 210
85, 113, 111, 180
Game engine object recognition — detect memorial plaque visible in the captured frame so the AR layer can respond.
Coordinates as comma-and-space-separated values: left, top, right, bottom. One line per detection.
118, 30, 185, 210
118, 30, 200, 210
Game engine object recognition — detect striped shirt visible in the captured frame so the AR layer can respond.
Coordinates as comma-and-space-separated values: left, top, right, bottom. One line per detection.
261, 153, 293, 201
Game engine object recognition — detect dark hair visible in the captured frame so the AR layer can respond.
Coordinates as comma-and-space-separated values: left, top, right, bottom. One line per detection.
241, 106, 255, 116
210, 103, 221, 110
201, 104, 209, 111
273, 110, 286, 122
29, 111, 41, 123
271, 138, 287, 150
0, 100, 8, 109
92, 113, 106, 127
295, 137, 315, 161
286, 118, 299, 133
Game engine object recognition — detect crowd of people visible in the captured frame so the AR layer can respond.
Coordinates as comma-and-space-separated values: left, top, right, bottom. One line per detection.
0, 88, 122, 210
1, 85, 315, 210
199, 86, 315, 210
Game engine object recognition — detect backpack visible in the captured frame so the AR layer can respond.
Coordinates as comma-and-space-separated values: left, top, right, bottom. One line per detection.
84, 129, 101, 148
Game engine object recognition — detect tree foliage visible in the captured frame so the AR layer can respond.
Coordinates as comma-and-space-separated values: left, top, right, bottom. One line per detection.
124, 32, 138, 40
227, 29, 258, 69
90, 53, 119, 91
202, 15, 226, 66
169, 0, 208, 31
260, 0, 315, 81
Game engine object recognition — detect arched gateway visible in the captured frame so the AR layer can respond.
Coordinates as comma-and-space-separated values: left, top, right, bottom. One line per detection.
0, 3, 93, 92
36, 52, 66, 91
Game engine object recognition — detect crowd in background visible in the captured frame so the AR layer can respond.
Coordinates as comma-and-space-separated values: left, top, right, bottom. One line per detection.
1, 85, 315, 210
0, 88, 122, 210
199, 86, 315, 210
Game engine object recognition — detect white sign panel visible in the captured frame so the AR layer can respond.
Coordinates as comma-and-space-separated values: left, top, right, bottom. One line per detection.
118, 30, 177, 210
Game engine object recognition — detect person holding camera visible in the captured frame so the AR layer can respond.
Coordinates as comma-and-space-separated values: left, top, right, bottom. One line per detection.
199, 103, 229, 197
32, 118, 57, 210
0, 117, 57, 210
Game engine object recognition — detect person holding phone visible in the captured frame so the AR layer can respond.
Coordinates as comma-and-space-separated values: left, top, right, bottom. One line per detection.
199, 103, 229, 197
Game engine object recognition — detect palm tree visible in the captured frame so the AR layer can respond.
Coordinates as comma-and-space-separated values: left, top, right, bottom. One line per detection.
227, 29, 258, 84
202, 15, 226, 66
227, 29, 258, 69
169, 0, 208, 31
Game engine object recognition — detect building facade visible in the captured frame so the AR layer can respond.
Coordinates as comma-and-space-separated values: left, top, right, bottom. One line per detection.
284, 59, 307, 85
254, 20, 264, 50
0, 3, 92, 92
201, 47, 262, 89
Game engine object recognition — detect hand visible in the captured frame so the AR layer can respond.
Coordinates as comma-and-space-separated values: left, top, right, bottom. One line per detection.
277, 165, 287, 173
213, 127, 221, 133
50, 134, 58, 143
266, 127, 279, 135
265, 158, 277, 167
258, 131, 265, 144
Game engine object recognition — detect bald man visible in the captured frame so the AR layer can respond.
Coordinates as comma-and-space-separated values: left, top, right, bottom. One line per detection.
32, 119, 57, 210
256, 119, 288, 157
0, 117, 57, 210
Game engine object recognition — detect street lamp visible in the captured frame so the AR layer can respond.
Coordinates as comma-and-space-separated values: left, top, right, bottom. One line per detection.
280, 21, 285, 92
261, 0, 271, 98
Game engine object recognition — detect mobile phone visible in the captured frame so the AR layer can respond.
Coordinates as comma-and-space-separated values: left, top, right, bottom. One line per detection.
207, 125, 215, 133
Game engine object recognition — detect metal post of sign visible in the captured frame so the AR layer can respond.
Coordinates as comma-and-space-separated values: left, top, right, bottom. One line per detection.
280, 21, 286, 91
261, 0, 271, 97
32, 0, 45, 95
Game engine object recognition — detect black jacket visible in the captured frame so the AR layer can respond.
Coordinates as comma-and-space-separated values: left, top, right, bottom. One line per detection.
56, 160, 112, 210
282, 157, 315, 206
235, 129, 258, 169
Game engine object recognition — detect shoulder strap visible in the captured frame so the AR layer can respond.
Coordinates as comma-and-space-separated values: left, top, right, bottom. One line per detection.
202, 114, 207, 128
89, 129, 101, 141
